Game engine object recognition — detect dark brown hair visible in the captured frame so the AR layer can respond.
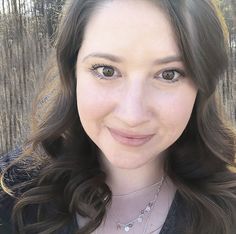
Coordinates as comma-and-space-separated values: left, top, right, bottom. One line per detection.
1, 0, 236, 233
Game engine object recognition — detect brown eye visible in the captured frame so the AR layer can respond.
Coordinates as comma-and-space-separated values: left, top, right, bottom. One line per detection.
155, 69, 185, 83
162, 71, 176, 80
89, 64, 121, 80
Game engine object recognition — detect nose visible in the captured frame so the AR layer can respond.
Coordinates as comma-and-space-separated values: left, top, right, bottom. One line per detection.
114, 79, 151, 128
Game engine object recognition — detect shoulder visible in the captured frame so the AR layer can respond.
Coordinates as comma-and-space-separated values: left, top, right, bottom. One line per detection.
0, 146, 22, 170
0, 146, 35, 189
0, 146, 36, 233
0, 147, 77, 234
0, 190, 15, 233
163, 187, 236, 234
0, 147, 22, 233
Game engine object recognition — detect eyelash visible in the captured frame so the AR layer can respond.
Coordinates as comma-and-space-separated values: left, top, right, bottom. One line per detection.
89, 63, 121, 80
88, 63, 186, 83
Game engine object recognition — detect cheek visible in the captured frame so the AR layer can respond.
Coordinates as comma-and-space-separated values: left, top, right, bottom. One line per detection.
76, 75, 113, 121
156, 86, 197, 133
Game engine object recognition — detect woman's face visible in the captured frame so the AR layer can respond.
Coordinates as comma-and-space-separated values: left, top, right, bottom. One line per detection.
76, 0, 198, 170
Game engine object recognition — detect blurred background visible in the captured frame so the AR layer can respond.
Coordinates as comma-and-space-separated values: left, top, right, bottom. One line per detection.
0, 0, 235, 154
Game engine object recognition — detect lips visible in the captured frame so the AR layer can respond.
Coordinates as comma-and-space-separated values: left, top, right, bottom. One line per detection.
108, 127, 154, 146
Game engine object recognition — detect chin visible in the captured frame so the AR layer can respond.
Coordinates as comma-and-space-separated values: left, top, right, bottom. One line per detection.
104, 151, 154, 170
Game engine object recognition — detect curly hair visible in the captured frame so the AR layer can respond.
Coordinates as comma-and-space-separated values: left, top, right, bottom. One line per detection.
1, 0, 236, 233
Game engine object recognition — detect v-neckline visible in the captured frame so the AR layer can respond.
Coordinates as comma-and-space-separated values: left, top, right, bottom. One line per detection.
72, 189, 180, 233
159, 189, 179, 234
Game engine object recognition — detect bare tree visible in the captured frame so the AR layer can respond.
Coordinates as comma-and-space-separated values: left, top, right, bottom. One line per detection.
0, 0, 65, 154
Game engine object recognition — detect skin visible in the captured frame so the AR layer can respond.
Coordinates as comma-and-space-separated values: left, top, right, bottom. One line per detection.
76, 0, 198, 196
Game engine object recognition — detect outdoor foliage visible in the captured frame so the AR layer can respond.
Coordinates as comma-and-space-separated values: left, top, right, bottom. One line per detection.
0, 0, 235, 153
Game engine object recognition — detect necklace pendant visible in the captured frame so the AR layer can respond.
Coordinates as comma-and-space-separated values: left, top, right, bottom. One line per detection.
124, 223, 133, 232
114, 176, 165, 233
138, 217, 143, 223
145, 205, 151, 212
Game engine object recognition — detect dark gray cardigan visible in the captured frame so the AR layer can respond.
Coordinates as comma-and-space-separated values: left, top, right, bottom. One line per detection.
0, 147, 186, 234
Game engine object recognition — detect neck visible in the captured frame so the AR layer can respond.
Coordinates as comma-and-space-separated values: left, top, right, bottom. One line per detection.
99, 152, 165, 195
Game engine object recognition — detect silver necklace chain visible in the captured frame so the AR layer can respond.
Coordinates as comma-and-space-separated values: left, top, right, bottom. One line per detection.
112, 175, 166, 232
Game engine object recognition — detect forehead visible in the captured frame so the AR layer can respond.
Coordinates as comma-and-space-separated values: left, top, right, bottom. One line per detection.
78, 0, 180, 62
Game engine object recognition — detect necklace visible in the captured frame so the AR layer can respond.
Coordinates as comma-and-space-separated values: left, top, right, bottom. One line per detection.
110, 175, 166, 233
77, 176, 167, 234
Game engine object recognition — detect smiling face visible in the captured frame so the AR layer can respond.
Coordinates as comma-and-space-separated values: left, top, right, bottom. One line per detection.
76, 0, 198, 170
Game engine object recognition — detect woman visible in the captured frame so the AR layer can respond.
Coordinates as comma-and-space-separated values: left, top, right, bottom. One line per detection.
0, 0, 236, 233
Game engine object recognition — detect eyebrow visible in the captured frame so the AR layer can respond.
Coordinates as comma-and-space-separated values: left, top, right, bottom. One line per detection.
82, 52, 183, 65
